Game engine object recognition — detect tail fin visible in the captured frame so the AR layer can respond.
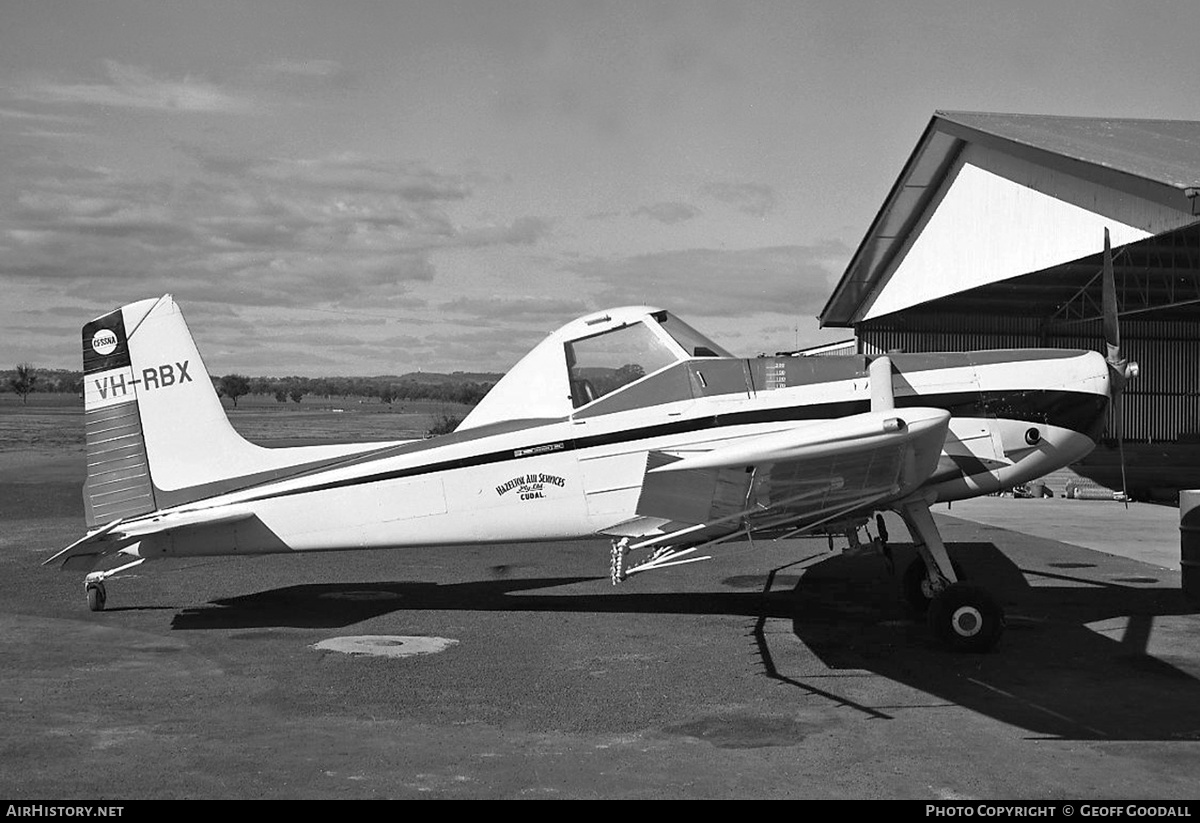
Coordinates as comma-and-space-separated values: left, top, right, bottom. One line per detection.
81, 295, 384, 527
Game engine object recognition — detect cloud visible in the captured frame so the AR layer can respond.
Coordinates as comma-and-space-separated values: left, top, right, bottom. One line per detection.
178, 251, 438, 308
438, 295, 591, 323
629, 202, 701, 224
14, 61, 253, 113
459, 216, 552, 246
14, 188, 195, 246
701, 182, 779, 217
249, 154, 474, 200
0, 105, 82, 124
253, 59, 360, 96
584, 209, 623, 221
260, 59, 345, 79
570, 242, 851, 318
0, 150, 550, 312
395, 325, 548, 371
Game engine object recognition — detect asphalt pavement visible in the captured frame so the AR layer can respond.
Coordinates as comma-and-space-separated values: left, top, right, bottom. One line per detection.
3, 475, 1199, 799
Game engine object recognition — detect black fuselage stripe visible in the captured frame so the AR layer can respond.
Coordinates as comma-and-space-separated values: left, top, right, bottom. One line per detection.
226, 389, 1107, 505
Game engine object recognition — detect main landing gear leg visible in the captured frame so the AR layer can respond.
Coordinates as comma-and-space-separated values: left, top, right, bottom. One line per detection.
899, 501, 1004, 652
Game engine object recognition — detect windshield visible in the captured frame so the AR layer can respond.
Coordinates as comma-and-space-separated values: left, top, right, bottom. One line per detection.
565, 322, 679, 407
653, 312, 733, 358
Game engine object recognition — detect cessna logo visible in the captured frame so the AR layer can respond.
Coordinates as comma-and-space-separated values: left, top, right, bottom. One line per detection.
93, 360, 194, 400
91, 330, 119, 356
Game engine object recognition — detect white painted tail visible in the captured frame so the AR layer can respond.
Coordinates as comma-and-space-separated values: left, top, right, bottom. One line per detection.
81, 295, 388, 527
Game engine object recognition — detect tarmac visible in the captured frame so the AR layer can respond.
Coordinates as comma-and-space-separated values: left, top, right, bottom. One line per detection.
3, 470, 1200, 799
941, 495, 1184, 570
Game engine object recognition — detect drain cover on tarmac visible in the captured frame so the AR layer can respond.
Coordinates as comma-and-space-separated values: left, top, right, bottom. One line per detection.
312, 635, 458, 658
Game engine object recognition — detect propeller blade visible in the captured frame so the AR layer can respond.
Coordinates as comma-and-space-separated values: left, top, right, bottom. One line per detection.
1100, 227, 1132, 507
1101, 227, 1122, 369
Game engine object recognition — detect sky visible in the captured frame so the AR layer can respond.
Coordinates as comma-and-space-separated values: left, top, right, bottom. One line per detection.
4, 1, 1200, 377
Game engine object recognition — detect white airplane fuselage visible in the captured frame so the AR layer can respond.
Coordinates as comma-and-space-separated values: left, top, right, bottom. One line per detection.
118, 348, 1109, 561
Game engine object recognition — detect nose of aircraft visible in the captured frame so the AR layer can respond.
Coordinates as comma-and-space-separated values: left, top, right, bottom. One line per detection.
1010, 348, 1112, 486
1008, 348, 1112, 445
1080, 348, 1115, 444
926, 348, 1114, 503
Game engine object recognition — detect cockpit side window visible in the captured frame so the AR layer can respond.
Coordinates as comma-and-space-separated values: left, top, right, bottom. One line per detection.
565, 322, 678, 408
653, 312, 734, 358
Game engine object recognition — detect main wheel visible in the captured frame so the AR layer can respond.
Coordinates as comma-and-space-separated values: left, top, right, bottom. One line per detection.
927, 583, 1004, 652
86, 582, 106, 612
902, 557, 966, 615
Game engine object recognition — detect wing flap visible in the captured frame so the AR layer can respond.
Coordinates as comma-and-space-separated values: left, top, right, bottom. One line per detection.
636, 451, 753, 525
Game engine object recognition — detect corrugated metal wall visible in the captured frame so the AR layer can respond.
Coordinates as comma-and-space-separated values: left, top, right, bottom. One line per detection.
859, 313, 1200, 442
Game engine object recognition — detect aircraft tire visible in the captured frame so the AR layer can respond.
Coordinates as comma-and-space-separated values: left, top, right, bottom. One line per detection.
902, 557, 966, 616
86, 582, 106, 612
927, 583, 1004, 653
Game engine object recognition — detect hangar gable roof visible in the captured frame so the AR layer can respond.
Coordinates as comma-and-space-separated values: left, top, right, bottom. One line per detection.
821, 112, 1200, 327
938, 112, 1200, 191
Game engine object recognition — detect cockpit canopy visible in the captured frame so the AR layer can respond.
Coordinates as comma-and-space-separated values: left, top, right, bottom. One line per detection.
457, 307, 733, 430
566, 310, 732, 408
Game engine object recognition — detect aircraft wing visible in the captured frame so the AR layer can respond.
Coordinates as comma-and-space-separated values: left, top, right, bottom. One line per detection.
617, 408, 950, 544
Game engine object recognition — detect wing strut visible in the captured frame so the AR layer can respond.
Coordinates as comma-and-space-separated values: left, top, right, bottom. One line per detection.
610, 486, 899, 584
869, 354, 894, 412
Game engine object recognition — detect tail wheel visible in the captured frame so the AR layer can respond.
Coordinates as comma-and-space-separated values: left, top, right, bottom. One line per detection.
927, 583, 1004, 652
86, 582, 106, 612
902, 557, 966, 615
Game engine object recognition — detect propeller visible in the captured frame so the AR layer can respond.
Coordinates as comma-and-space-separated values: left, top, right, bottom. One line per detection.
1100, 228, 1139, 506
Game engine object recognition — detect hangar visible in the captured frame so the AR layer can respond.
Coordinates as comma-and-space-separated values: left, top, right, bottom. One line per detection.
819, 111, 1200, 499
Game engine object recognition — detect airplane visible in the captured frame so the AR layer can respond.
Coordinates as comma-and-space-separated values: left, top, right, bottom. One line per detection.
46, 235, 1134, 653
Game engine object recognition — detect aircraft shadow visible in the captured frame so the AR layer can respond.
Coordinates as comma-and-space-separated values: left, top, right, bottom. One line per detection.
776, 543, 1200, 741
169, 542, 1200, 741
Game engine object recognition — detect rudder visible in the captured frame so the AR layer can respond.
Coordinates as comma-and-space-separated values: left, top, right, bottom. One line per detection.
81, 299, 160, 526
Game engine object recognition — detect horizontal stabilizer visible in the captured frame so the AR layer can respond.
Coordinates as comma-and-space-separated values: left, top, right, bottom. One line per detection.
114, 505, 257, 537
43, 517, 138, 570
45, 505, 259, 570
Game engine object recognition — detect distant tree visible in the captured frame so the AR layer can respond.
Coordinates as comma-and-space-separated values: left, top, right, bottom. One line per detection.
614, 363, 645, 384
310, 377, 336, 398
9, 363, 38, 404
377, 385, 398, 406
592, 363, 645, 397
328, 376, 352, 398
425, 412, 462, 437
288, 386, 306, 404
219, 374, 251, 408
